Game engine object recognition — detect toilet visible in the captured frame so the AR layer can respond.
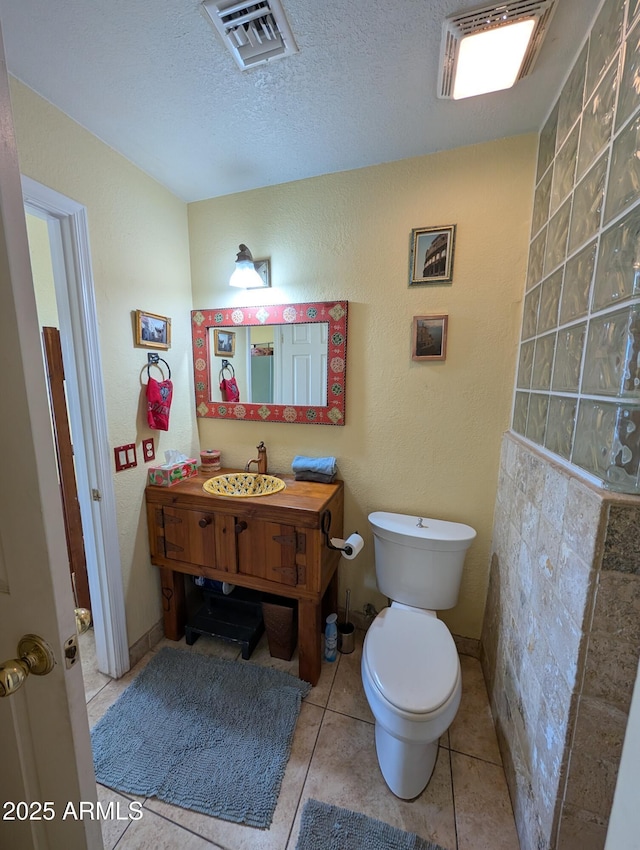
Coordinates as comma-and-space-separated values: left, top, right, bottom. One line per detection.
362, 511, 476, 799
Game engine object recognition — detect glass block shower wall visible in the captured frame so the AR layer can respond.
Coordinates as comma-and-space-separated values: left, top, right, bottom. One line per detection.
513, 0, 640, 494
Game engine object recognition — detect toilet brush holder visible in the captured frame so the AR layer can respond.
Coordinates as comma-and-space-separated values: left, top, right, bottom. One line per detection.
338, 621, 355, 654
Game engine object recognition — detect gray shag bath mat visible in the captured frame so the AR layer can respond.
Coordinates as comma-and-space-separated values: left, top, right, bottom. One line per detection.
91, 646, 311, 827
295, 799, 446, 850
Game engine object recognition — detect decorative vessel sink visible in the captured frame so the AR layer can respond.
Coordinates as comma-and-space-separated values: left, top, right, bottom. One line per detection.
203, 473, 286, 498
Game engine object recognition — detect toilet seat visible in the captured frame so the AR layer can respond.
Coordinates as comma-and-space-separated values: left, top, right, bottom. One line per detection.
363, 607, 459, 715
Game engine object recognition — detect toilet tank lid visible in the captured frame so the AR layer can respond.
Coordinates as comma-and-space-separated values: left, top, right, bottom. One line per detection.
368, 511, 476, 546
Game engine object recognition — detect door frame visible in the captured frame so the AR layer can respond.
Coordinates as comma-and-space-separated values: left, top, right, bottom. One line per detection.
22, 176, 129, 679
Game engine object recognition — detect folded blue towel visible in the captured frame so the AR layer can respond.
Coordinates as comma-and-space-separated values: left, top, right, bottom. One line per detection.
291, 455, 337, 476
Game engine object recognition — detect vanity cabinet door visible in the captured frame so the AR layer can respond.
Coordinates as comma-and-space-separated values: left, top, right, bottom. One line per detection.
163, 506, 237, 572
235, 520, 304, 586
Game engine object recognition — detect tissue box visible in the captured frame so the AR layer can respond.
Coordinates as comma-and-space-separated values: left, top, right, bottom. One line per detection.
148, 459, 198, 487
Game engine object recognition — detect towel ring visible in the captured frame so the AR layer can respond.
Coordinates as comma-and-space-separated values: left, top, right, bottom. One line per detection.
146, 352, 171, 380
219, 361, 235, 381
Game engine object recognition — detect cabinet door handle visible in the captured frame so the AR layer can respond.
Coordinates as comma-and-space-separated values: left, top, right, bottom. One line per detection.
198, 516, 212, 528
235, 521, 248, 534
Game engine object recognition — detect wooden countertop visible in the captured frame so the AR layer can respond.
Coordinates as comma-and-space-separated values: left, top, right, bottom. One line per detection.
145, 468, 344, 529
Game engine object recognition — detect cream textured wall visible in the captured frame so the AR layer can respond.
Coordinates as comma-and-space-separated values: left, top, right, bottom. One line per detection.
188, 135, 537, 639
10, 79, 198, 647
26, 213, 59, 328
10, 75, 537, 643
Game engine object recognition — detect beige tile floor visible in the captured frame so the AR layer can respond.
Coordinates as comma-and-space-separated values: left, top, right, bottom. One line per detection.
80, 629, 520, 850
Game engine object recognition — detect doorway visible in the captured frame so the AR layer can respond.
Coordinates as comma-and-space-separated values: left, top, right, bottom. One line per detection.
22, 176, 129, 680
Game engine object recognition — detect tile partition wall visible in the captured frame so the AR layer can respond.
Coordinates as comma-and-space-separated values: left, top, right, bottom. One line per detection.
513, 0, 640, 495
483, 433, 640, 850
483, 1, 640, 848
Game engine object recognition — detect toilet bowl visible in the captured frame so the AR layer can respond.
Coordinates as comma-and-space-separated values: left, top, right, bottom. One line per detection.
362, 604, 461, 799
363, 510, 476, 799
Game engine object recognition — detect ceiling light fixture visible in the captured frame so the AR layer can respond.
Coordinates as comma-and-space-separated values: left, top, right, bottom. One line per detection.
438, 0, 557, 100
229, 244, 270, 288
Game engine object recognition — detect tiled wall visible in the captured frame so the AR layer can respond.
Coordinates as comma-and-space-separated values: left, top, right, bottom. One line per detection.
485, 3, 640, 847
514, 0, 640, 495
483, 433, 640, 850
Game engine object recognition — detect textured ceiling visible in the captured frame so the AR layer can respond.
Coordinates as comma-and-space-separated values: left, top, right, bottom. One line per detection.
0, 0, 601, 202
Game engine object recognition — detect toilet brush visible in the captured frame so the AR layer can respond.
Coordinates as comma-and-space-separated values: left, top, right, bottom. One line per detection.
338, 589, 355, 654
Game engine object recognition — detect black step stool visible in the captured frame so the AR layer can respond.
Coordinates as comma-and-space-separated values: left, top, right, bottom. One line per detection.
185, 584, 264, 660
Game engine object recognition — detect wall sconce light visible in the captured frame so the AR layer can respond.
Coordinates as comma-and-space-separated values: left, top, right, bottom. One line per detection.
229, 244, 271, 288
438, 0, 556, 100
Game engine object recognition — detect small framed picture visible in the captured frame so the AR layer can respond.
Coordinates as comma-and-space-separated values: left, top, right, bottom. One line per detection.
409, 225, 455, 285
135, 310, 171, 349
214, 329, 236, 357
412, 314, 448, 361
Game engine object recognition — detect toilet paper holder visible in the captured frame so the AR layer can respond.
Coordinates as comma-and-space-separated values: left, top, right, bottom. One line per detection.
321, 510, 358, 556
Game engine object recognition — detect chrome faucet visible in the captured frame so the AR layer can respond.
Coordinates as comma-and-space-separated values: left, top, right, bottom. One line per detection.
245, 441, 268, 474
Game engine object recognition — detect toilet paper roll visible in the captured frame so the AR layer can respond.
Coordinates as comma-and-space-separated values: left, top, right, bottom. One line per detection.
330, 532, 364, 560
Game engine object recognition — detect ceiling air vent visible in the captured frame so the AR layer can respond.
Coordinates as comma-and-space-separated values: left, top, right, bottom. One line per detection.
438, 0, 557, 99
202, 0, 299, 70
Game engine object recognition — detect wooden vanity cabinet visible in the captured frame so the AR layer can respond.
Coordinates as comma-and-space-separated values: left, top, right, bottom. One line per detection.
235, 519, 303, 586
145, 470, 344, 685
162, 506, 236, 571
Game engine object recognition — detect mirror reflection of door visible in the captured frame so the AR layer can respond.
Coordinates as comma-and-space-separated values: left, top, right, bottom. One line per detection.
277, 322, 328, 406
212, 318, 331, 406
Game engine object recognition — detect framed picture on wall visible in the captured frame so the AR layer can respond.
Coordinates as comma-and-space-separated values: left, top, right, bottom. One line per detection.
135, 310, 171, 349
409, 225, 455, 285
412, 314, 448, 361
214, 329, 236, 357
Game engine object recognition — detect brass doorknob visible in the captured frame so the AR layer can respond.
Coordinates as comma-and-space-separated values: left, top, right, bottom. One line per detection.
75, 607, 92, 635
0, 634, 56, 698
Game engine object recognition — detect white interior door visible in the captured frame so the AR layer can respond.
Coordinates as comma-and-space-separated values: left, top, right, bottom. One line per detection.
21, 185, 130, 682
0, 20, 101, 850
277, 322, 328, 406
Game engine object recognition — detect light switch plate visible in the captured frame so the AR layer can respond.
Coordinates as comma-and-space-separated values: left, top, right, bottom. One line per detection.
142, 437, 155, 462
114, 443, 137, 471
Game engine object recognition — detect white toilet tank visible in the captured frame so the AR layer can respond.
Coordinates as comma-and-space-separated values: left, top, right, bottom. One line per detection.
368, 511, 476, 610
